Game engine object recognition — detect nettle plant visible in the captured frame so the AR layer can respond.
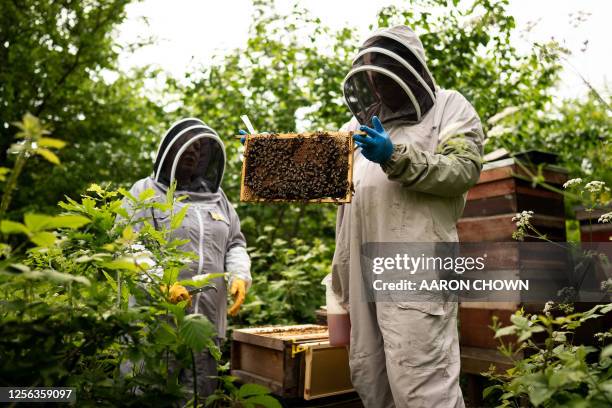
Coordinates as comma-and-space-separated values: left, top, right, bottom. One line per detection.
0, 115, 221, 406
484, 178, 612, 407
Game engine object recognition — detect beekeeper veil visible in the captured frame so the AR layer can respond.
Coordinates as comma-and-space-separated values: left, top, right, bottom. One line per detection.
343, 26, 436, 126
153, 118, 226, 193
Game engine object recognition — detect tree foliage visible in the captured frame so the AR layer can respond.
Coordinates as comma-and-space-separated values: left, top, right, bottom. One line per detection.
0, 0, 167, 216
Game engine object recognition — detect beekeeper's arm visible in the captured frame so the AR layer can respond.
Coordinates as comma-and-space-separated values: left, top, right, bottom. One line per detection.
355, 93, 484, 197
225, 205, 251, 316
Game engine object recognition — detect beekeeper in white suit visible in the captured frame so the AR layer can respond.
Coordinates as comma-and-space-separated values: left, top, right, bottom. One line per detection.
125, 117, 251, 398
331, 26, 484, 407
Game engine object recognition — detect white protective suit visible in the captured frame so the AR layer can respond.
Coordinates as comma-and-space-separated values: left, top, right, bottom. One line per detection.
126, 117, 251, 397
332, 26, 484, 408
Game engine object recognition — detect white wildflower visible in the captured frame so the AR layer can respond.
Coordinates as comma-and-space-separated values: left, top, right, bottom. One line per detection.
543, 300, 554, 316
598, 212, 612, 224
128, 242, 157, 271
512, 210, 534, 228
562, 178, 582, 189
130, 243, 146, 252
584, 180, 608, 193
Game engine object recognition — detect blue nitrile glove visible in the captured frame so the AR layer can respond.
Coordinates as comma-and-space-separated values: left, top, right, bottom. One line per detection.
239, 129, 270, 145
238, 129, 248, 145
353, 116, 394, 164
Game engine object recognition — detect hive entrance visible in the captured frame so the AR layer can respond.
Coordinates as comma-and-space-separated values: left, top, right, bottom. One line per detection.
240, 132, 354, 203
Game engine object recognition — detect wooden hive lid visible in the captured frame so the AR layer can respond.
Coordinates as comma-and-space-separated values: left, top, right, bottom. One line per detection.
232, 324, 329, 351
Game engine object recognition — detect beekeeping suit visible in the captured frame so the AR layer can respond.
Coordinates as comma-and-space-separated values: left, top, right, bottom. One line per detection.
126, 118, 251, 397
332, 26, 484, 408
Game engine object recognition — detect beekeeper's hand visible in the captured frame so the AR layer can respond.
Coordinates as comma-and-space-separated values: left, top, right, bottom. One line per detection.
228, 278, 247, 316
161, 283, 192, 307
353, 116, 394, 164
238, 129, 270, 145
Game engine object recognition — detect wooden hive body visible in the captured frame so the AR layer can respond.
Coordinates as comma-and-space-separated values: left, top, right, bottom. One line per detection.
457, 157, 568, 350
231, 324, 354, 400
575, 206, 612, 242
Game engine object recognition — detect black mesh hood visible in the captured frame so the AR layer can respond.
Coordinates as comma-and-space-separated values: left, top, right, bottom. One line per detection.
153, 118, 226, 193
343, 26, 436, 126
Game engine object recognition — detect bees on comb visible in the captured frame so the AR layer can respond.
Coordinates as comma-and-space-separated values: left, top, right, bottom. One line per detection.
242, 132, 352, 202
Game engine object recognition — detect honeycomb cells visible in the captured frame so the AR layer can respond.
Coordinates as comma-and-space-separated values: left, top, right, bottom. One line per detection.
244, 133, 351, 201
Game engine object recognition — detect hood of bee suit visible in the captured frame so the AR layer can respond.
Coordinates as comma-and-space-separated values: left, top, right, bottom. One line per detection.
152, 118, 226, 193
342, 25, 437, 127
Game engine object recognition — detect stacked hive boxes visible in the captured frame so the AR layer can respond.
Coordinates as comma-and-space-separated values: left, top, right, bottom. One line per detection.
457, 155, 568, 350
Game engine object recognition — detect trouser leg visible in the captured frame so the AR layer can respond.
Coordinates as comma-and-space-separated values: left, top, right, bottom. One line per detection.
377, 302, 464, 408
349, 300, 395, 408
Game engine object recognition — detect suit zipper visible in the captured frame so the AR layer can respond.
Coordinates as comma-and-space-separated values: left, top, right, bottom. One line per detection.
194, 209, 205, 313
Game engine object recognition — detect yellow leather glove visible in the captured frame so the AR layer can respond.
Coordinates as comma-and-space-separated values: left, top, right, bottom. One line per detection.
228, 278, 247, 316
161, 283, 192, 307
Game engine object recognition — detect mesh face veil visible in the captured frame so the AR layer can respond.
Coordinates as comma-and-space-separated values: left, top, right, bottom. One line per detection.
153, 119, 226, 193
343, 31, 436, 126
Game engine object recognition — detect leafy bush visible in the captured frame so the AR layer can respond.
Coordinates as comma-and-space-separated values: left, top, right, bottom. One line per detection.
233, 227, 332, 326
0, 115, 227, 406
485, 177, 612, 407
484, 304, 612, 407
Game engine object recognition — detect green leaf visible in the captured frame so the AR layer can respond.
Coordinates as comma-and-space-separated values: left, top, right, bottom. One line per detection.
510, 314, 529, 329
244, 394, 282, 408
35, 147, 60, 164
102, 271, 118, 292
30, 231, 56, 247
118, 187, 137, 202
162, 267, 180, 285
601, 344, 612, 361
25, 213, 88, 232
155, 323, 178, 346
171, 205, 189, 230
529, 387, 554, 406
0, 220, 29, 235
0, 167, 10, 182
38, 137, 66, 149
238, 383, 270, 398
601, 303, 612, 314
138, 188, 156, 201
162, 302, 186, 323
179, 314, 215, 352
177, 273, 225, 287
122, 225, 136, 241
24, 213, 55, 232
47, 214, 91, 229
207, 338, 222, 361
102, 258, 139, 271
495, 325, 517, 338
23, 269, 90, 286
482, 385, 501, 399
87, 183, 104, 195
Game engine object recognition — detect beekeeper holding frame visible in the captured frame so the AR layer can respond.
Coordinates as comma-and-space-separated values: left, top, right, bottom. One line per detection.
332, 25, 484, 407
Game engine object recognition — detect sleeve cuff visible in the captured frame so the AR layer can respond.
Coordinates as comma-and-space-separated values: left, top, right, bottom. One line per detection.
380, 144, 408, 173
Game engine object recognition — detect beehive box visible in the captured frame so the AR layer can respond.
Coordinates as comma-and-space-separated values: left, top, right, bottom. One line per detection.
240, 132, 355, 203
575, 206, 612, 242
457, 155, 568, 349
231, 324, 354, 400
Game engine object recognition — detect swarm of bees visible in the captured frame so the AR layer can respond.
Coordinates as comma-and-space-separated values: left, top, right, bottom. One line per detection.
243, 132, 351, 201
